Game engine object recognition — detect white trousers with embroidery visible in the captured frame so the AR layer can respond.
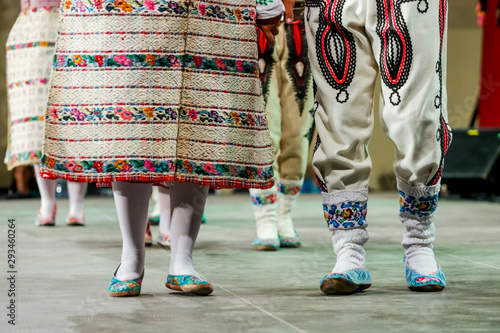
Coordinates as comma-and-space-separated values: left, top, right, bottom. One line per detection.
305, 0, 451, 230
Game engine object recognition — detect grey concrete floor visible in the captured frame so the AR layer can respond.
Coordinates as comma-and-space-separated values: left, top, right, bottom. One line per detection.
0, 193, 499, 333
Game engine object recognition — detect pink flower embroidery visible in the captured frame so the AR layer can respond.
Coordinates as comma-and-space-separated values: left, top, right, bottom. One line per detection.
229, 165, 239, 176
119, 110, 133, 120
203, 163, 218, 175
199, 4, 206, 16
49, 108, 59, 119
416, 277, 430, 284
145, 160, 155, 172
215, 58, 225, 69
168, 55, 181, 68
70, 108, 86, 121
235, 60, 244, 72
56, 55, 66, 67
188, 109, 198, 120
144, 0, 155, 10
65, 161, 76, 171
115, 107, 126, 114
114, 54, 132, 66
76, 0, 87, 12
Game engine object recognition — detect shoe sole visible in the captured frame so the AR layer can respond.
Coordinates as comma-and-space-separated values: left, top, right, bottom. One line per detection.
108, 290, 141, 297
252, 244, 278, 251
166, 283, 213, 295
280, 243, 301, 248
145, 241, 153, 247
37, 223, 55, 227
320, 277, 371, 295
409, 284, 445, 292
67, 223, 85, 227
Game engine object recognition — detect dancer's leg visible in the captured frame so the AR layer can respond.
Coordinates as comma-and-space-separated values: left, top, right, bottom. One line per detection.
158, 186, 171, 236
34, 164, 57, 219
67, 181, 87, 219
168, 182, 208, 277
112, 181, 152, 281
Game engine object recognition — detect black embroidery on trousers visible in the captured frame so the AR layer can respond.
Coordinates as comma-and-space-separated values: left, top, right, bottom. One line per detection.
307, 0, 356, 103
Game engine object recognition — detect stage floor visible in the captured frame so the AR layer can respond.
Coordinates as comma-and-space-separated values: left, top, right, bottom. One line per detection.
1, 193, 499, 332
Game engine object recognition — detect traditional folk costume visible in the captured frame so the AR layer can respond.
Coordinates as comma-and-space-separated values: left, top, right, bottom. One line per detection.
250, 0, 315, 250
305, 0, 450, 293
40, 0, 283, 296
40, 0, 276, 189
5, 0, 59, 170
5, 0, 87, 226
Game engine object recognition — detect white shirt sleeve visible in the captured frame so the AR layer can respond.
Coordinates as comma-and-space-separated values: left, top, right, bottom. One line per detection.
256, 0, 285, 20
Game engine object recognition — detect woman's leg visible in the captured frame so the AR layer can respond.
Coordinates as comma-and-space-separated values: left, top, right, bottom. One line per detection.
67, 181, 88, 220
112, 181, 152, 281
34, 164, 57, 220
168, 182, 208, 277
158, 186, 172, 237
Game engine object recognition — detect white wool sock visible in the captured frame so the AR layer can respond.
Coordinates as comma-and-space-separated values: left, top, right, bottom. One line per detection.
331, 228, 368, 273
277, 180, 302, 238
322, 189, 369, 273
250, 185, 279, 239
112, 181, 152, 281
402, 220, 438, 274
34, 165, 57, 218
67, 181, 87, 218
168, 182, 208, 276
398, 180, 439, 274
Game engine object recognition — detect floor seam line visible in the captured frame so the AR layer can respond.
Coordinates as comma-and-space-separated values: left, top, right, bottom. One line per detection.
212, 283, 307, 333
443, 253, 500, 270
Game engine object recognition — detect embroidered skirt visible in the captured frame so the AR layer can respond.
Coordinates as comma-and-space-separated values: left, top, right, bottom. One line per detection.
4, 1, 60, 170
40, 0, 274, 189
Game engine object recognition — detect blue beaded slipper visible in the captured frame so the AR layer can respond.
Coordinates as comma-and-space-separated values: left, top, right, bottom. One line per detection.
108, 266, 143, 297
319, 269, 372, 295
279, 233, 301, 248
405, 257, 445, 292
166, 275, 213, 295
251, 238, 280, 251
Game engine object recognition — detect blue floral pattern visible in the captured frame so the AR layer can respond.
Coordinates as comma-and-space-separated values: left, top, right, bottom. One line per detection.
399, 190, 438, 217
323, 201, 367, 229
